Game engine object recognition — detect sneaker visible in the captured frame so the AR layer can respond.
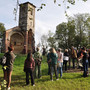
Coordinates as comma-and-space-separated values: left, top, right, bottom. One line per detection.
56, 79, 59, 81
7, 87, 10, 90
33, 84, 35, 86
60, 76, 62, 78
26, 84, 29, 86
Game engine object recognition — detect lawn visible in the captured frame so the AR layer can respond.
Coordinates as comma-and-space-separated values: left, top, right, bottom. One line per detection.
0, 54, 90, 90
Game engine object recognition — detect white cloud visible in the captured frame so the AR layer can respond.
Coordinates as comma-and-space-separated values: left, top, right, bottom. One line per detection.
35, 19, 56, 45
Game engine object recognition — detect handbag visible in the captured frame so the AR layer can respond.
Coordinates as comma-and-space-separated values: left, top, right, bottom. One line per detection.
63, 56, 69, 61
57, 61, 62, 67
0, 56, 6, 65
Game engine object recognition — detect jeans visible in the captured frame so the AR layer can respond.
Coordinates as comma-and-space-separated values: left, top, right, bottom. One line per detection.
48, 63, 50, 75
57, 62, 63, 78
83, 60, 88, 77
50, 64, 58, 80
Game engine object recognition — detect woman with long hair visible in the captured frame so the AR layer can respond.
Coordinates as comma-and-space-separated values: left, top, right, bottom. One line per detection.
24, 52, 35, 86
49, 48, 58, 81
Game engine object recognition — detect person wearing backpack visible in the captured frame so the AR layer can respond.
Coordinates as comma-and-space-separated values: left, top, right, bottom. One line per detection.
24, 52, 35, 86
3, 46, 16, 90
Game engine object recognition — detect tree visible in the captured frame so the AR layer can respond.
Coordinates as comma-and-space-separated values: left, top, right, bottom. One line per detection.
55, 13, 90, 49
41, 34, 48, 48
0, 23, 6, 38
67, 19, 76, 48
55, 22, 68, 49
36, 0, 88, 11
55, 20, 75, 49
47, 30, 56, 48
86, 16, 90, 45
72, 13, 90, 47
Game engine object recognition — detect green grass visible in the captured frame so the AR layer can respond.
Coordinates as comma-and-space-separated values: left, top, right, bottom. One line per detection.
0, 54, 90, 90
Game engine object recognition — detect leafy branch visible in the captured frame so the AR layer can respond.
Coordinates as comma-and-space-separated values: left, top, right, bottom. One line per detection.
37, 3, 46, 11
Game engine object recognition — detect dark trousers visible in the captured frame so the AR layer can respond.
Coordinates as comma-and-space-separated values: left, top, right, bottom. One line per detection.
34, 64, 41, 78
88, 58, 90, 67
26, 69, 34, 85
50, 64, 58, 80
72, 58, 76, 69
83, 61, 88, 77
48, 63, 50, 75
63, 60, 68, 71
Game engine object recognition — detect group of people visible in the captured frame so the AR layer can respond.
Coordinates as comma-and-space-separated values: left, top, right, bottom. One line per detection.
1, 46, 42, 90
47, 46, 90, 81
24, 47, 42, 86
0, 45, 90, 90
47, 48, 69, 81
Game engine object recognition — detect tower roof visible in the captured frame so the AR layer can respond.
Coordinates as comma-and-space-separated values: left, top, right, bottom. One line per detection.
19, 2, 36, 8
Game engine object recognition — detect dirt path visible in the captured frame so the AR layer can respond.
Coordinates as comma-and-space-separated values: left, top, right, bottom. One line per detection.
64, 68, 83, 73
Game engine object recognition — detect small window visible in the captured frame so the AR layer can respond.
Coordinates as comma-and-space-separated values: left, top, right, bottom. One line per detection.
31, 9, 33, 15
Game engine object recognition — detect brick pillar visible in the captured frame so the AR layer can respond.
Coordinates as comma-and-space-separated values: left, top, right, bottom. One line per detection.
24, 31, 28, 54
32, 33, 35, 54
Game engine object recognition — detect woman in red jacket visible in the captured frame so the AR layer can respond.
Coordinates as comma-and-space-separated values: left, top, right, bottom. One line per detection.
24, 52, 35, 86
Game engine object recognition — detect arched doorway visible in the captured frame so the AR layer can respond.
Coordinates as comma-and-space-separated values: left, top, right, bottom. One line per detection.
10, 33, 24, 54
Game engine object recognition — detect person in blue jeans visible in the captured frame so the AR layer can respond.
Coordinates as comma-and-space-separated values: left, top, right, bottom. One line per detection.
82, 47, 89, 77
57, 48, 63, 78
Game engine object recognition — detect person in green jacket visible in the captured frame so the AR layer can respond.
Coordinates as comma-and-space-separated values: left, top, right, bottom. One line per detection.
34, 47, 42, 78
49, 48, 58, 81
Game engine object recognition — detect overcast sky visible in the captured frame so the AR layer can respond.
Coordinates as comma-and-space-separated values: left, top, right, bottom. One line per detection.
0, 0, 90, 45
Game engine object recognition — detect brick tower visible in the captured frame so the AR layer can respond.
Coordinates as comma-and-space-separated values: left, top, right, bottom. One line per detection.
19, 2, 36, 54
3, 2, 36, 54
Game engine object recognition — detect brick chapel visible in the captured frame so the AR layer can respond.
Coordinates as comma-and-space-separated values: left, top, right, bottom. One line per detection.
2, 2, 36, 54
